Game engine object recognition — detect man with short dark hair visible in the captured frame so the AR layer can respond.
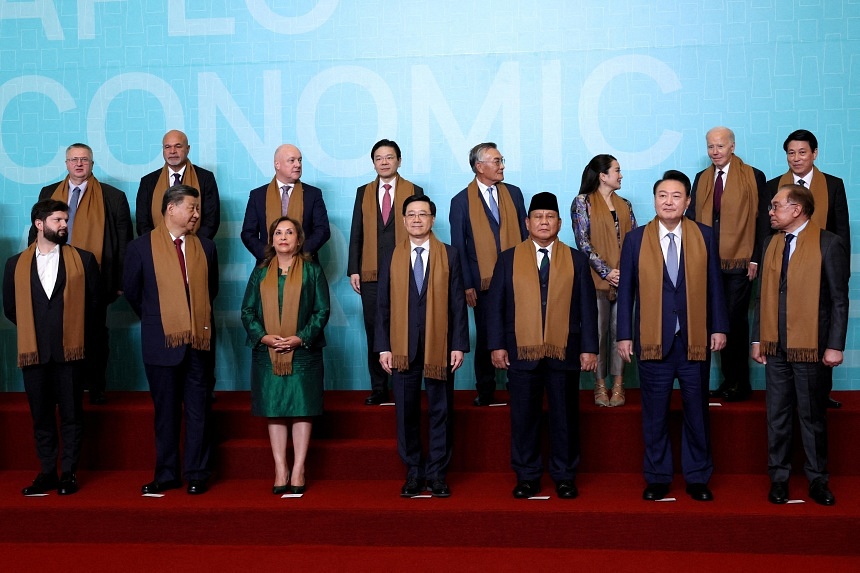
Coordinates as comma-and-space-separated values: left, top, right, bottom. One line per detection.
765, 129, 850, 410
617, 170, 728, 502
29, 143, 133, 404
487, 192, 598, 500
752, 184, 848, 506
450, 142, 527, 406
375, 195, 469, 497
124, 185, 219, 495
5, 199, 100, 495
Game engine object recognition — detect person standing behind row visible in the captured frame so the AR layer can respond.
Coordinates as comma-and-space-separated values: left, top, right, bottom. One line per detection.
348, 140, 424, 406
450, 142, 528, 407
242, 144, 331, 263
571, 154, 637, 407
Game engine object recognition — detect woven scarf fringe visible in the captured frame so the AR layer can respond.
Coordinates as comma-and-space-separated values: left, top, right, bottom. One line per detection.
392, 354, 410, 372
192, 335, 211, 351
272, 359, 293, 376
480, 277, 492, 291
760, 341, 777, 356
687, 345, 707, 362
165, 331, 192, 348
787, 347, 819, 363
361, 270, 378, 282
17, 351, 39, 369
424, 364, 447, 381
721, 258, 750, 271
640, 344, 663, 361
64, 346, 86, 362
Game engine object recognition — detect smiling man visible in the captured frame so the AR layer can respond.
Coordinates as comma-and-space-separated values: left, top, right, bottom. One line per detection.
617, 170, 728, 502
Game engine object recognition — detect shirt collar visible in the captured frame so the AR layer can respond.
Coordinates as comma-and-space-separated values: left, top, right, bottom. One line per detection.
658, 220, 682, 240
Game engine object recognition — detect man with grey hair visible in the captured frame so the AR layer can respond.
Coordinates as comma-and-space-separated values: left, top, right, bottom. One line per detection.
450, 142, 527, 406
686, 127, 767, 402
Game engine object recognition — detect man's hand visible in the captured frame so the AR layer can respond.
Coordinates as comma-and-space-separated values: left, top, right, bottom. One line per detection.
580, 353, 597, 372
349, 274, 361, 294
710, 333, 727, 352
379, 351, 393, 374
822, 348, 844, 368
450, 351, 464, 372
747, 262, 758, 281
751, 342, 766, 364
465, 288, 477, 308
617, 340, 634, 363
491, 349, 509, 369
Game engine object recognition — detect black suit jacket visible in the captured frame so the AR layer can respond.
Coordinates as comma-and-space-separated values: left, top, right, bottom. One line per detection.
347, 180, 424, 278
373, 243, 469, 369
122, 233, 219, 367
485, 243, 599, 371
752, 230, 849, 356
765, 171, 850, 255
241, 182, 330, 262
4, 247, 101, 363
136, 164, 221, 240
28, 180, 132, 304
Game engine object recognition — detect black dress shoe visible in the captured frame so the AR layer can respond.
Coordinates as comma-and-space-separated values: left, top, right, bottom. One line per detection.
187, 479, 208, 495
643, 483, 670, 501
141, 479, 183, 494
827, 396, 842, 409
709, 383, 730, 398
430, 479, 451, 497
365, 390, 389, 406
685, 483, 713, 501
400, 477, 425, 497
722, 387, 752, 402
58, 472, 79, 495
272, 485, 288, 495
555, 480, 578, 499
472, 395, 495, 407
768, 481, 789, 504
512, 479, 541, 499
809, 478, 835, 506
22, 472, 59, 496
89, 391, 107, 405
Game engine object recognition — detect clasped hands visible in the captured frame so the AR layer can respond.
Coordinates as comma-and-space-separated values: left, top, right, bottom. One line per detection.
262, 334, 303, 354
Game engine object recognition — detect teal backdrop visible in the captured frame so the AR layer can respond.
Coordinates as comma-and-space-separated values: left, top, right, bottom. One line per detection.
0, 0, 858, 391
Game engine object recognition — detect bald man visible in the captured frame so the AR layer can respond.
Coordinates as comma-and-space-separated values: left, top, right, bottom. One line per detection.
241, 144, 331, 262
137, 130, 221, 240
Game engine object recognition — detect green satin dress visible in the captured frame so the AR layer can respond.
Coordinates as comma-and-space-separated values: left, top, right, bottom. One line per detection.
241, 261, 330, 417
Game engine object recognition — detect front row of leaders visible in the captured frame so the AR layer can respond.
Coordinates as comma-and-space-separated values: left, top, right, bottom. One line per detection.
6, 169, 846, 505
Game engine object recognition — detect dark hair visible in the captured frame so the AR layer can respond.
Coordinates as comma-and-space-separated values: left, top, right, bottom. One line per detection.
161, 184, 200, 214
402, 194, 436, 217
468, 142, 498, 174
578, 154, 618, 195
261, 216, 310, 267
31, 199, 69, 224
782, 129, 818, 153
652, 170, 691, 197
779, 184, 815, 218
371, 139, 401, 160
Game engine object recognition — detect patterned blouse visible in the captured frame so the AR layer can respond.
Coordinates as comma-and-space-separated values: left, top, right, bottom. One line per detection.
571, 193, 637, 279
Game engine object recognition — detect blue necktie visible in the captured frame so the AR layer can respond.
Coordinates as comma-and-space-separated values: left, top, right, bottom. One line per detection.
667, 233, 679, 333
487, 185, 500, 224
413, 247, 425, 292
67, 186, 81, 242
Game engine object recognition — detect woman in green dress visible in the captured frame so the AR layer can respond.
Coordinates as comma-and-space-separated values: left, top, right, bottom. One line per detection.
241, 216, 330, 494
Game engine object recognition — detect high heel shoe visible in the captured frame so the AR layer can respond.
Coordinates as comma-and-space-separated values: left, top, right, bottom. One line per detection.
290, 483, 306, 494
609, 383, 626, 407
594, 381, 610, 407
272, 485, 289, 495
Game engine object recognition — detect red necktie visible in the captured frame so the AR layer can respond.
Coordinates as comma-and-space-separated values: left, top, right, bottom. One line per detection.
174, 238, 188, 284
713, 170, 724, 214
381, 183, 392, 224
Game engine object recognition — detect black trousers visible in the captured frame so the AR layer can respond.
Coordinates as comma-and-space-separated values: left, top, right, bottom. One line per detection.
472, 289, 499, 399
22, 360, 84, 474
359, 280, 390, 393
718, 270, 753, 392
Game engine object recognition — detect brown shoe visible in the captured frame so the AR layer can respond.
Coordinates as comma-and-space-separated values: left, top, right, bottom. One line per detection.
594, 381, 610, 407
609, 383, 626, 407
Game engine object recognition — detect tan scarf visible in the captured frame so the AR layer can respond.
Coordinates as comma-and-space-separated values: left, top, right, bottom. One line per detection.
260, 256, 304, 375
50, 176, 105, 264
264, 179, 306, 238
359, 175, 416, 282
695, 156, 760, 269
151, 224, 211, 350
150, 162, 202, 233
467, 180, 522, 290
587, 192, 632, 299
778, 167, 829, 230
511, 239, 573, 361
759, 225, 822, 362
638, 219, 709, 361
13, 243, 86, 367
389, 233, 450, 380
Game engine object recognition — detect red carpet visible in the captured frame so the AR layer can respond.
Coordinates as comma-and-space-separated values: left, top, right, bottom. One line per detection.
1, 390, 858, 567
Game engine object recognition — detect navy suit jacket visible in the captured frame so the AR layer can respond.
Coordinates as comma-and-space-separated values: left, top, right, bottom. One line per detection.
241, 182, 331, 262
616, 220, 729, 358
485, 243, 599, 371
122, 233, 219, 367
136, 164, 221, 240
449, 182, 528, 292
373, 243, 470, 370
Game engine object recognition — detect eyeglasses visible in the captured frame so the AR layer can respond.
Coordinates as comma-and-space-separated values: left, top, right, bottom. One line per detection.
66, 157, 92, 165
374, 155, 397, 162
768, 202, 799, 211
478, 157, 505, 166
405, 211, 432, 220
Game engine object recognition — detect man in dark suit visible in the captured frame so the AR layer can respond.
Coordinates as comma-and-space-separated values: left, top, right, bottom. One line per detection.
136, 130, 221, 240
687, 127, 768, 402
752, 184, 848, 506
765, 129, 850, 410
375, 195, 469, 497
617, 170, 729, 502
241, 144, 330, 262
5, 199, 100, 495
29, 143, 133, 404
349, 139, 424, 405
486, 192, 598, 500
450, 142, 528, 406
123, 185, 219, 495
